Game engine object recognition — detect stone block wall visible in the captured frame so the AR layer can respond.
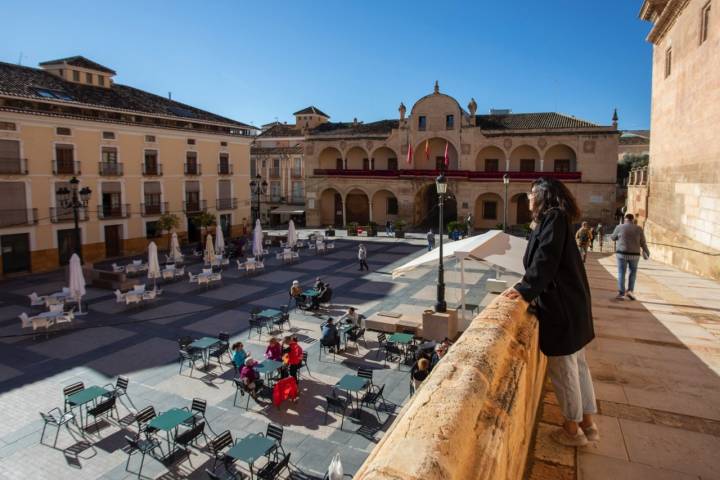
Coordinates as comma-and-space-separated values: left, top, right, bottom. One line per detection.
354, 295, 546, 480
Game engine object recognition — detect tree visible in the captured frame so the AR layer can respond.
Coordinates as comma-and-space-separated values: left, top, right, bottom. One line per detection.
617, 153, 649, 185
192, 211, 217, 240
156, 213, 180, 250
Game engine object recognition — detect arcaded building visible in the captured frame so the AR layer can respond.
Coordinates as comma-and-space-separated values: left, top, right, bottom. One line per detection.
302, 83, 619, 230
0, 56, 254, 276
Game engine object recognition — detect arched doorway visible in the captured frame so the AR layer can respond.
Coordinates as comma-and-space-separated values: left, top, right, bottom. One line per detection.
414, 183, 458, 229
512, 193, 532, 225
413, 138, 459, 170
346, 188, 370, 224
371, 189, 399, 225
319, 188, 343, 226
474, 193, 504, 229
318, 147, 343, 170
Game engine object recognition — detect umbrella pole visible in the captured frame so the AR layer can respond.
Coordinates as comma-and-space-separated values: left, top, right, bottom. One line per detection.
75, 294, 87, 316
460, 259, 466, 326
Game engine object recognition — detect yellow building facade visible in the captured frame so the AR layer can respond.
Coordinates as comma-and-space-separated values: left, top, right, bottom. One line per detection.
0, 56, 253, 276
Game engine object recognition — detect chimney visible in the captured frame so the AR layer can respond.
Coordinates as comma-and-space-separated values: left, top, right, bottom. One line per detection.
434, 80, 439, 94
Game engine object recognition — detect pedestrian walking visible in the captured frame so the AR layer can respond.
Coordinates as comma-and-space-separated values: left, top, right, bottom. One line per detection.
426, 229, 435, 251
385, 220, 392, 237
595, 223, 604, 252
575, 221, 593, 262
465, 213, 474, 236
611, 214, 650, 301
358, 244, 369, 271
503, 177, 597, 447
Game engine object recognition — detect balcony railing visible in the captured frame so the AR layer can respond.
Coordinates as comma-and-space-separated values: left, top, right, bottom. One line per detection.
269, 168, 281, 178
0, 208, 37, 227
291, 169, 303, 178
98, 204, 130, 219
218, 163, 233, 175
0, 158, 28, 175
312, 169, 582, 181
99, 162, 123, 176
216, 198, 237, 210
52, 160, 81, 175
142, 163, 163, 176
50, 206, 89, 223
184, 199, 207, 213
140, 202, 168, 216
184, 163, 202, 175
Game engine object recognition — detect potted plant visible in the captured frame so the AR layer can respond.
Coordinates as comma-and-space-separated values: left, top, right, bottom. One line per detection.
395, 219, 406, 238
325, 225, 335, 237
367, 221, 378, 237
346, 222, 359, 236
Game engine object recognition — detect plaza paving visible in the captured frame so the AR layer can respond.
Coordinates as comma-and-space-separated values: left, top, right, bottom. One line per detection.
0, 237, 503, 479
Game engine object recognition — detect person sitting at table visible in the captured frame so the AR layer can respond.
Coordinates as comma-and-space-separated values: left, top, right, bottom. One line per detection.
411, 358, 431, 390
265, 337, 282, 361
289, 280, 305, 309
340, 307, 361, 328
239, 358, 263, 397
232, 342, 248, 371
314, 277, 325, 290
320, 317, 341, 352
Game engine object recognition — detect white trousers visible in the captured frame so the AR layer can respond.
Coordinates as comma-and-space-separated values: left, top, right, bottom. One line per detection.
547, 347, 597, 422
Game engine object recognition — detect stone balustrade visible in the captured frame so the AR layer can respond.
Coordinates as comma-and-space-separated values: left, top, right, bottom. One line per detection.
355, 296, 546, 480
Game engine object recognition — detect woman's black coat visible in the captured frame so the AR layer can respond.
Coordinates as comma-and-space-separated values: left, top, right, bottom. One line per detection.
514, 208, 594, 356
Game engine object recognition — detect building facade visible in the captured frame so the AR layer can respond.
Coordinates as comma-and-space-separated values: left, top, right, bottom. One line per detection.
640, 0, 720, 279
0, 56, 254, 276
301, 83, 618, 231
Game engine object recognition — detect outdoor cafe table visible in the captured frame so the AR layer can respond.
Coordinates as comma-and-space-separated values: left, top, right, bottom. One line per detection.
257, 309, 282, 329
339, 324, 357, 350
189, 336, 221, 367
335, 374, 368, 418
255, 359, 284, 383
387, 332, 414, 345
226, 433, 277, 478
146, 408, 194, 455
66, 385, 112, 428
302, 289, 320, 297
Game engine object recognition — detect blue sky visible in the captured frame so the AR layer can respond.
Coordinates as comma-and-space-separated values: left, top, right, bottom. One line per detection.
1, 0, 652, 129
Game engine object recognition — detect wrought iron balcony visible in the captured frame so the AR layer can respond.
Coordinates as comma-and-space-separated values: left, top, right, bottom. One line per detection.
0, 208, 37, 227
98, 203, 130, 219
142, 162, 163, 176
50, 207, 89, 223
184, 163, 202, 175
52, 160, 81, 175
0, 157, 28, 175
218, 162, 233, 175
99, 162, 123, 176
183, 199, 207, 213
140, 202, 168, 216
216, 198, 238, 210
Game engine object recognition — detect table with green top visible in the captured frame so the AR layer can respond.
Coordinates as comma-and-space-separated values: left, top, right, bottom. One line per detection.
226, 433, 277, 478
255, 359, 284, 383
387, 332, 414, 345
66, 385, 112, 428
339, 324, 358, 350
146, 408, 194, 455
335, 374, 369, 418
302, 289, 320, 297
257, 308, 282, 330
189, 336, 221, 368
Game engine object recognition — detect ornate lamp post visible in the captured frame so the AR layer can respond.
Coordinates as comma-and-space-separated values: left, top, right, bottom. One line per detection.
435, 174, 448, 313
503, 173, 510, 233
56, 176, 92, 262
249, 174, 268, 224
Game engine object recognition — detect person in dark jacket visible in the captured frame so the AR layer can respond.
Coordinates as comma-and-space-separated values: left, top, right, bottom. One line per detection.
503, 177, 598, 447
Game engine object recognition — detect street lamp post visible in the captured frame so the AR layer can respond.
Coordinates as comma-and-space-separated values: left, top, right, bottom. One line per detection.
503, 173, 510, 233
249, 174, 268, 224
56, 176, 92, 263
435, 174, 448, 313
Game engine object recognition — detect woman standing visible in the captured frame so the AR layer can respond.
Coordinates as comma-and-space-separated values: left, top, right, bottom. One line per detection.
503, 177, 598, 447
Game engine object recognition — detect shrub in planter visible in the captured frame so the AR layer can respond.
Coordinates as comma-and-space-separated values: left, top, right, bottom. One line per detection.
346, 222, 359, 236
446, 220, 467, 236
367, 221, 378, 237
325, 226, 335, 237
395, 219, 406, 238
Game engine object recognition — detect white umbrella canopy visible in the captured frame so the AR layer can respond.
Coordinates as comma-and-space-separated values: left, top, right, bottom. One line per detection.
68, 253, 86, 315
147, 241, 161, 287
252, 219, 264, 257
170, 232, 183, 262
287, 220, 297, 248
215, 226, 225, 255
204, 234, 216, 265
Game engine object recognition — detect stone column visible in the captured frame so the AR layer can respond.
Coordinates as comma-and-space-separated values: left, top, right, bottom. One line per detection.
369, 199, 373, 223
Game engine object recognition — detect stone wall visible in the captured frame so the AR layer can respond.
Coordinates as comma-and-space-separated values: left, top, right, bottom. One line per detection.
354, 295, 546, 480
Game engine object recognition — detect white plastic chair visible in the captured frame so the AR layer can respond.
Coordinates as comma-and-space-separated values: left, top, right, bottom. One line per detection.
175, 266, 185, 278
19, 312, 33, 329
188, 272, 198, 283
49, 304, 64, 313
256, 260, 265, 270
114, 290, 126, 303
28, 292, 46, 307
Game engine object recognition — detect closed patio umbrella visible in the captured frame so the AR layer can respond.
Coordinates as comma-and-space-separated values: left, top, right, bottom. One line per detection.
147, 241, 161, 288
215, 225, 225, 255
252, 219, 264, 258
287, 219, 297, 248
170, 231, 183, 263
205, 234, 216, 265
68, 253, 87, 315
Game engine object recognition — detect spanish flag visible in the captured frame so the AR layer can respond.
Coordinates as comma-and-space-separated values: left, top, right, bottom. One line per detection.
406, 140, 413, 164
444, 141, 449, 167
424, 139, 430, 162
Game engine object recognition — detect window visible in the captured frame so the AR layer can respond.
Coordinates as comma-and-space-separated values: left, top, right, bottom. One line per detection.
520, 159, 535, 172
86, 72, 93, 84
0, 140, 22, 174
56, 127, 72, 136
665, 47, 672, 78
221, 141, 227, 147
484, 159, 499, 172
0, 122, 16, 131
292, 181, 304, 202
446, 115, 454, 130
418, 116, 427, 131
701, 2, 711, 44
145, 135, 156, 142
55, 144, 75, 174
102, 131, 115, 140
336, 158, 343, 170
72, 70, 79, 82
187, 138, 196, 145
387, 197, 399, 215
102, 147, 118, 163
554, 159, 571, 173
98, 75, 105, 86
362, 158, 370, 170
270, 182, 281, 201
483, 201, 498, 220
388, 157, 398, 170
145, 221, 161, 238
293, 157, 302, 176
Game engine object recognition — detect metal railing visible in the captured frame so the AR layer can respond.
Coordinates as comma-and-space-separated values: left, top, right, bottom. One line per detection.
183, 199, 207, 213
0, 208, 37, 227
0, 157, 28, 175
99, 162, 123, 176
140, 202, 168, 216
184, 163, 202, 175
50, 207, 89, 223
216, 198, 237, 210
218, 162, 233, 175
97, 203, 130, 219
142, 162, 163, 176
52, 160, 81, 175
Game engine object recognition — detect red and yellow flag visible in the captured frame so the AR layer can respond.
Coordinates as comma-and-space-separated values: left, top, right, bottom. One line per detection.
444, 141, 449, 167
424, 139, 430, 162
406, 142, 413, 164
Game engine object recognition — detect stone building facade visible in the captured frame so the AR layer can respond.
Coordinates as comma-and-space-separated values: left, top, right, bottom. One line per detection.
640, 0, 720, 279
301, 83, 619, 231
0, 56, 254, 276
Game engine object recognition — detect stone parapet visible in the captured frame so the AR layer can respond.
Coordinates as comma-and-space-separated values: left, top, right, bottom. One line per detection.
354, 295, 546, 480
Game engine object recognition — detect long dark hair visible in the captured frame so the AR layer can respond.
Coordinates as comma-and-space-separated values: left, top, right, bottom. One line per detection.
530, 177, 581, 222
